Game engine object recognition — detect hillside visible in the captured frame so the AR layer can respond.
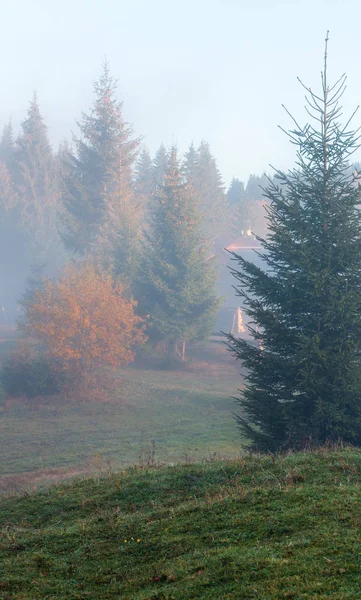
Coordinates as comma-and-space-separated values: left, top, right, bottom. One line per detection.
1, 447, 361, 599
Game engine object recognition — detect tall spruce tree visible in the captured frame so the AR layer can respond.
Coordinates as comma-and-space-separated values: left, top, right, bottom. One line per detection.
228, 37, 361, 451
14, 93, 58, 248
226, 177, 246, 241
0, 121, 15, 172
152, 143, 168, 189
134, 146, 153, 211
184, 141, 227, 249
182, 143, 198, 186
139, 147, 220, 360
60, 62, 140, 259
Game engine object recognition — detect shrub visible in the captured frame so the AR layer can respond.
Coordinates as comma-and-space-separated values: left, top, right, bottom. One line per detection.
0, 347, 67, 398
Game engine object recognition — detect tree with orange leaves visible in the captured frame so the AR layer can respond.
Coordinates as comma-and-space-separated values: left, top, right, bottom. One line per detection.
20, 263, 147, 373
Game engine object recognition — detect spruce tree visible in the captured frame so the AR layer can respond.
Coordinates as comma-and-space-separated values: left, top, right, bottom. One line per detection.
226, 177, 246, 241
185, 141, 227, 249
60, 62, 140, 258
14, 93, 58, 254
139, 147, 220, 360
134, 147, 153, 212
0, 121, 15, 172
228, 37, 361, 451
152, 143, 168, 189
182, 143, 198, 186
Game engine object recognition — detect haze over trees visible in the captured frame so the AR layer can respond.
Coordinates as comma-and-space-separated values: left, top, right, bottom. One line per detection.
137, 147, 221, 360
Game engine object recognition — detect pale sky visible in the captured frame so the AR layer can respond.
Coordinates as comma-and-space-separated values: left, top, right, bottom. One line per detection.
1, 0, 361, 186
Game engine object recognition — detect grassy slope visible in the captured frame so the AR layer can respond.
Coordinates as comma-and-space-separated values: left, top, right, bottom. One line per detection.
0, 364, 241, 491
2, 447, 361, 599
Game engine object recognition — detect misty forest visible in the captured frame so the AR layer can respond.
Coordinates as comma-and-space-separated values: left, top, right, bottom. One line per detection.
4, 21, 361, 598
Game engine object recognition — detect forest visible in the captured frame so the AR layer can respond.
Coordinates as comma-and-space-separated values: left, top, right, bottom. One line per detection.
0, 62, 268, 342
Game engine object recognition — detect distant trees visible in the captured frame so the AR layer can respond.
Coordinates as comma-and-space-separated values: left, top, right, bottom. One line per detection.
60, 62, 141, 281
0, 97, 62, 317
183, 141, 227, 248
138, 147, 220, 360
228, 43, 361, 451
225, 174, 269, 242
20, 263, 147, 374
134, 147, 154, 212
0, 57, 274, 373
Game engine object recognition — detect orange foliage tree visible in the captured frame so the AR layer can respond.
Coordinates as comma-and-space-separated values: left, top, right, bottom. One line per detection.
20, 263, 147, 372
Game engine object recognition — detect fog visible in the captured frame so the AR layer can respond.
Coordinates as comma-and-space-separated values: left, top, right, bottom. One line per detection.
2, 0, 361, 485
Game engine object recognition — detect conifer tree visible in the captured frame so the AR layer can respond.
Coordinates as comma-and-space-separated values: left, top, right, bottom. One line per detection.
151, 143, 168, 193
14, 93, 59, 254
228, 36, 361, 451
182, 143, 198, 185
184, 141, 227, 248
0, 121, 15, 172
60, 62, 140, 258
134, 147, 153, 211
139, 147, 220, 360
227, 177, 245, 207
226, 177, 246, 241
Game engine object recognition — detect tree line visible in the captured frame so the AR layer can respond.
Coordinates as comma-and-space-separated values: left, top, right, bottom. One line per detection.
0, 62, 268, 359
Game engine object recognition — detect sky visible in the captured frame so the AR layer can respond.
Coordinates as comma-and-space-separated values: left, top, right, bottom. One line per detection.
1, 0, 361, 186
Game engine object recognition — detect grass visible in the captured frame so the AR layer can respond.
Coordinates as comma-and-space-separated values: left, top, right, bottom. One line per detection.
0, 357, 242, 492
1, 446, 361, 598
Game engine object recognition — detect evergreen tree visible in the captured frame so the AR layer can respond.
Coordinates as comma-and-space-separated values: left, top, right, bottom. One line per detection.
226, 177, 246, 241
245, 173, 269, 202
134, 146, 153, 211
60, 62, 140, 258
0, 121, 15, 172
14, 93, 58, 253
228, 39, 361, 451
227, 177, 245, 207
139, 147, 220, 360
152, 143, 168, 189
185, 141, 227, 248
182, 142, 198, 186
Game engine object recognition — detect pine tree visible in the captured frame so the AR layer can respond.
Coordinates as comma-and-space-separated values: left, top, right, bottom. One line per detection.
227, 37, 361, 452
0, 121, 15, 172
134, 147, 153, 211
14, 93, 58, 254
152, 143, 168, 190
185, 141, 227, 249
226, 177, 246, 241
245, 174, 269, 202
182, 143, 198, 185
227, 177, 245, 207
139, 147, 220, 360
60, 62, 140, 258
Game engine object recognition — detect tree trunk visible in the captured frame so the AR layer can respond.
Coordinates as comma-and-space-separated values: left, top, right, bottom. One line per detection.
181, 340, 186, 361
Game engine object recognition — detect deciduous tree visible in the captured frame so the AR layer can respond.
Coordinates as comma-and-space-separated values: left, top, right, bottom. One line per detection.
20, 263, 147, 373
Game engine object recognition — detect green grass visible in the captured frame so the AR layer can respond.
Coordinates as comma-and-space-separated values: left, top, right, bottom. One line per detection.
1, 447, 361, 599
0, 363, 241, 491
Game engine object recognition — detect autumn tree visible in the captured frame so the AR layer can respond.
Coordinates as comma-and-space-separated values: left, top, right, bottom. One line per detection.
138, 147, 220, 360
20, 263, 147, 374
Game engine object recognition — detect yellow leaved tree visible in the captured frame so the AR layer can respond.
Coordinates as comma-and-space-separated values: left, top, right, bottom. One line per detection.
20, 263, 147, 375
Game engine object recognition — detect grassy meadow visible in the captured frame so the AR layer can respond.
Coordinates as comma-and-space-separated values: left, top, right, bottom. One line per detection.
2, 446, 361, 599
0, 332, 243, 493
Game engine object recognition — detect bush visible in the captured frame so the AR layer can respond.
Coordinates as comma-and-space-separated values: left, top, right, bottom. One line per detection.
0, 348, 67, 398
